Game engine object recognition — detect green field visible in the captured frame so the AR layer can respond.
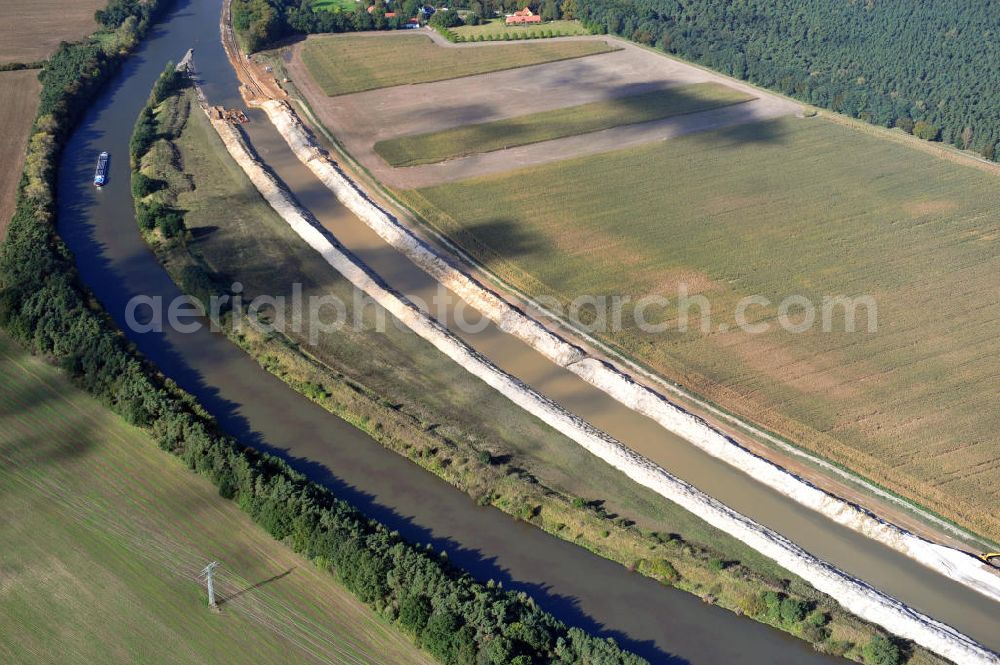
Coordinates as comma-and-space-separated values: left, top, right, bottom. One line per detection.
452, 19, 589, 39
299, 33, 616, 96
312, 0, 357, 11
0, 333, 433, 665
374, 83, 754, 166
401, 116, 1000, 541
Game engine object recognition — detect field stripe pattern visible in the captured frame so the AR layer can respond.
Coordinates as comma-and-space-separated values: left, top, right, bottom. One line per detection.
373, 82, 755, 166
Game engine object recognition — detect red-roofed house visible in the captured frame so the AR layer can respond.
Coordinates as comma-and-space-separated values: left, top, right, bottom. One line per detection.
506, 7, 542, 24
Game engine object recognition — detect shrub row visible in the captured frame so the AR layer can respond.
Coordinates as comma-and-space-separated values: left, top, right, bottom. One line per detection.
0, 61, 45, 71
0, 3, 646, 664
131, 63, 187, 239
433, 24, 578, 43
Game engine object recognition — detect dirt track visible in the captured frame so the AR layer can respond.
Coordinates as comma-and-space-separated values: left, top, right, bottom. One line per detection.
285, 33, 801, 188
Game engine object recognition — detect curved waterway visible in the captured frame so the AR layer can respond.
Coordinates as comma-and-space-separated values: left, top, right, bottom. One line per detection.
53, 0, 994, 661
245, 72, 1000, 654
53, 2, 836, 663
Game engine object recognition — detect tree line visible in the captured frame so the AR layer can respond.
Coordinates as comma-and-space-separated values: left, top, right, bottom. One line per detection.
574, 0, 1000, 159
233, 0, 428, 48
235, 0, 570, 50
0, 2, 646, 663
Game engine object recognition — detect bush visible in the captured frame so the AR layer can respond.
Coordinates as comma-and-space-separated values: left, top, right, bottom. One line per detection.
913, 120, 940, 141
151, 60, 181, 104
130, 106, 157, 160
737, 593, 765, 617
156, 211, 185, 238
761, 591, 782, 622
800, 623, 829, 644
131, 171, 157, 198
807, 609, 828, 627
135, 202, 156, 230
429, 9, 463, 28
638, 558, 679, 584
779, 597, 807, 625
894, 117, 915, 134
862, 635, 900, 665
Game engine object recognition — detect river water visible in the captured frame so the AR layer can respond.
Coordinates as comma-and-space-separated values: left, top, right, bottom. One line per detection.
53, 0, 996, 661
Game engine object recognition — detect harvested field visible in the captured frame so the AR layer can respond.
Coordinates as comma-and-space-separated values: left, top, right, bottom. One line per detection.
283, 35, 799, 187
400, 115, 1000, 541
452, 19, 589, 39
0, 70, 40, 241
0, 0, 104, 63
0, 332, 434, 665
374, 82, 755, 166
298, 32, 616, 96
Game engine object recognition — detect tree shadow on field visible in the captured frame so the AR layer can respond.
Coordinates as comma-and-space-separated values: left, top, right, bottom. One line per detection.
459, 217, 546, 261
0, 374, 102, 481
691, 115, 789, 147
401, 102, 499, 129
189, 225, 219, 240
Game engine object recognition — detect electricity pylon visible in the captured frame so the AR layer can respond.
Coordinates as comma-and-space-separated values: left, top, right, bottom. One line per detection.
198, 561, 221, 609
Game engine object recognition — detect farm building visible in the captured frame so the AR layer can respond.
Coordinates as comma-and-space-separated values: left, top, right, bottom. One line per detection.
506, 7, 541, 24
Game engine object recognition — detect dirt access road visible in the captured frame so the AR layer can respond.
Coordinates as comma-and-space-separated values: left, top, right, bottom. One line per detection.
284, 31, 801, 188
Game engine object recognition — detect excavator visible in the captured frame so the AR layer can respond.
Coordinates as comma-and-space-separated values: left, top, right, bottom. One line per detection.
979, 552, 1000, 568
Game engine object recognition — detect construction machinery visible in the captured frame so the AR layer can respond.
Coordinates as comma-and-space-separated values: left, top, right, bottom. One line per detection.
210, 106, 249, 125
979, 552, 1000, 567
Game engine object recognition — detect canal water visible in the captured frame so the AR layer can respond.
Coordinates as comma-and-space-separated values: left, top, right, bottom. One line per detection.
54, 0, 996, 660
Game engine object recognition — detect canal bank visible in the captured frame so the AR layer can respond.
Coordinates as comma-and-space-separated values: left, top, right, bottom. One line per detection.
53, 0, 841, 663
235, 38, 1000, 656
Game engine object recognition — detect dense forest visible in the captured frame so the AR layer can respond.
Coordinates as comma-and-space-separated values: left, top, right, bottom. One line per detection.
574, 0, 1000, 158
0, 2, 646, 664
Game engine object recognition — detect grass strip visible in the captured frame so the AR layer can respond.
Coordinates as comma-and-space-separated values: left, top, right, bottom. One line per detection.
300, 33, 617, 96
374, 82, 755, 166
